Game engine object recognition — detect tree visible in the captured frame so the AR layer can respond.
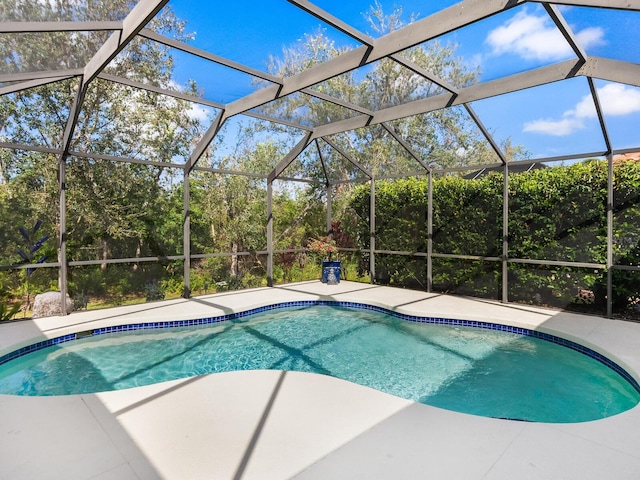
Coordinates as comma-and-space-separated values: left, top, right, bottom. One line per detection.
256, 2, 487, 181
0, 1, 208, 299
191, 137, 282, 280
243, 3, 500, 279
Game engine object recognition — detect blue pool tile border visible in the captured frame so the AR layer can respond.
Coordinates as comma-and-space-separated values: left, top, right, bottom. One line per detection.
0, 333, 77, 367
1, 300, 639, 394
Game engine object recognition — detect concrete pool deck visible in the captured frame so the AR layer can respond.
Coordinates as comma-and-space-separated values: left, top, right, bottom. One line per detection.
1, 280, 640, 479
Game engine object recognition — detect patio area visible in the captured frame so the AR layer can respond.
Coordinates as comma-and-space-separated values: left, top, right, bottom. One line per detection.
1, 281, 640, 479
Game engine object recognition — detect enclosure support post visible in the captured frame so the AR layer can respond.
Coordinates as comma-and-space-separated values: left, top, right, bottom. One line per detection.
183, 171, 191, 298
57, 73, 87, 315
326, 183, 332, 235
502, 162, 509, 303
427, 170, 433, 292
369, 179, 376, 283
267, 180, 274, 287
607, 153, 613, 318
58, 157, 68, 315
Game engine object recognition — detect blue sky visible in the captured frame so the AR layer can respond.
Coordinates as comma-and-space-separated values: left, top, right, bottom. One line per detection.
165, 0, 640, 161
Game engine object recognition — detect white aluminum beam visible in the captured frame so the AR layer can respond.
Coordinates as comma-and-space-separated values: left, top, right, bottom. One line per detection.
276, 176, 317, 184
280, 46, 372, 97
97, 73, 224, 109
0, 142, 62, 154
380, 123, 431, 171
614, 146, 640, 156
83, 0, 169, 85
192, 165, 266, 179
186, 110, 226, 173
454, 59, 580, 105
0, 21, 121, 33
139, 29, 282, 84
389, 54, 459, 94
224, 84, 282, 118
368, 0, 525, 62
580, 57, 640, 88
529, 0, 640, 10
58, 0, 169, 169
315, 139, 330, 185
225, 0, 526, 120
268, 131, 314, 182
223, 45, 372, 118
100, 73, 310, 131
266, 180, 273, 286
288, 0, 374, 46
0, 69, 82, 83
588, 77, 612, 153
543, 4, 587, 65
60, 80, 86, 157
301, 88, 374, 115
69, 150, 184, 169
244, 111, 313, 132
321, 136, 372, 178
372, 95, 453, 126
311, 115, 372, 140
0, 76, 75, 96
463, 104, 507, 164
366, 59, 579, 129
607, 151, 614, 318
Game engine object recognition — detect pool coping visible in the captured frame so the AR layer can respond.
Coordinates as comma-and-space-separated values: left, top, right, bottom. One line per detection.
2, 281, 640, 479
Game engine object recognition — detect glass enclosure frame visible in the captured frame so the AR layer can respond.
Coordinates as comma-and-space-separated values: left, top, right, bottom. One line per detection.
1, 0, 639, 319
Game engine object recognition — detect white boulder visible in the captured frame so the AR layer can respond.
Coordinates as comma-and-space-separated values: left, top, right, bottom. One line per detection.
32, 291, 73, 318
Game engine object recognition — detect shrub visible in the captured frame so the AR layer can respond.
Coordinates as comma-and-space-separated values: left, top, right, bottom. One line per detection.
0, 302, 22, 322
349, 160, 640, 315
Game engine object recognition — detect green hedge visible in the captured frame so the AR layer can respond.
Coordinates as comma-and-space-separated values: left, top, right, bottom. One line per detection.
349, 160, 640, 315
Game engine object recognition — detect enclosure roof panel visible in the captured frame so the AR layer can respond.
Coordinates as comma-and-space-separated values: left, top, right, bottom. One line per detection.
0, 0, 638, 179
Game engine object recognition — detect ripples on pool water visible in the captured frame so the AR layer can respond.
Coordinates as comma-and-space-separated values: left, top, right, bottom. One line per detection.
0, 305, 638, 423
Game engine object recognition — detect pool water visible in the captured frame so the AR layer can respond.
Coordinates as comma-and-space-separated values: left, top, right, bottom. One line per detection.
0, 305, 638, 423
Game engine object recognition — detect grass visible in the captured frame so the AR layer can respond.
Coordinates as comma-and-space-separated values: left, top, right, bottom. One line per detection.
3, 261, 372, 320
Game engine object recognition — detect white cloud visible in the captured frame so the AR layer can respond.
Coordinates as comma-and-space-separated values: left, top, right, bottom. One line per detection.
601, 83, 640, 116
523, 117, 584, 136
582, 83, 640, 118
570, 94, 597, 119
486, 10, 604, 62
524, 83, 640, 136
576, 27, 605, 50
187, 104, 210, 122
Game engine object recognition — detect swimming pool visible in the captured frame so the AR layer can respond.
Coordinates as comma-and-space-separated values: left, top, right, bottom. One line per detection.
0, 302, 638, 423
